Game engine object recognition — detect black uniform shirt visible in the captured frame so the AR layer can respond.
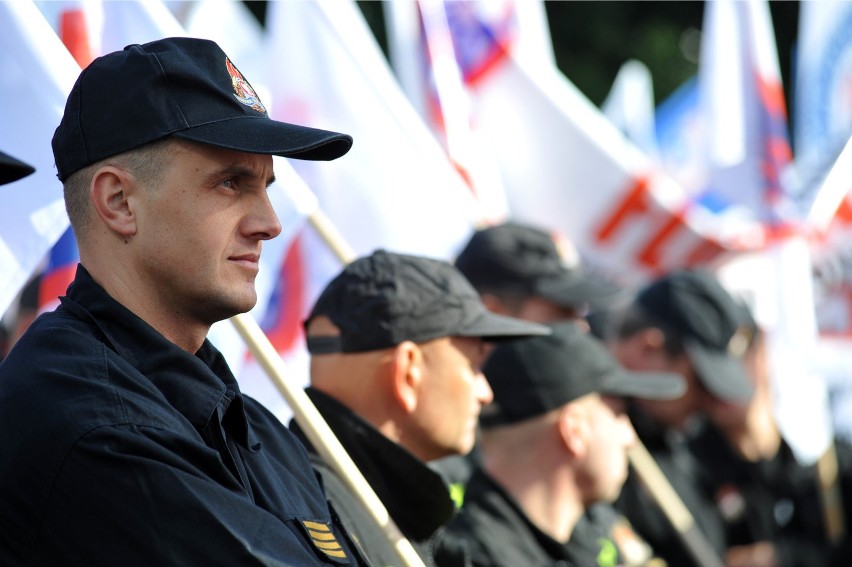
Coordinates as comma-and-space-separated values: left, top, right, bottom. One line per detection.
438, 467, 576, 567
690, 423, 852, 567
615, 407, 727, 567
0, 265, 365, 566
291, 388, 458, 567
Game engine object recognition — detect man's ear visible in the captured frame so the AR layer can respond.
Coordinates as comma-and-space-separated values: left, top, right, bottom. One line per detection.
557, 403, 589, 460
90, 165, 137, 238
390, 341, 422, 414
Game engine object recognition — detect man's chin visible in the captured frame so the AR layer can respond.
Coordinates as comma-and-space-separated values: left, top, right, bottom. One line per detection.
204, 294, 258, 325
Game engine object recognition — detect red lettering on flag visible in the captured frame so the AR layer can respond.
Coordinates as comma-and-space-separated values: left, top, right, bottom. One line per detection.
594, 175, 730, 273
594, 176, 651, 244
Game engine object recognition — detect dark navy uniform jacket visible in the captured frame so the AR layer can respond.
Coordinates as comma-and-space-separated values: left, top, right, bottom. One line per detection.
290, 388, 462, 567
0, 266, 366, 566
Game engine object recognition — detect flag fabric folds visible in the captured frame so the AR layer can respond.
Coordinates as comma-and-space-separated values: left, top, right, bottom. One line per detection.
0, 1, 80, 319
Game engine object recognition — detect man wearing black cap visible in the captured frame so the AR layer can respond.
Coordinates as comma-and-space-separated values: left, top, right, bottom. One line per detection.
0, 38, 366, 565
688, 301, 852, 567
434, 322, 684, 567
608, 268, 751, 566
296, 249, 549, 566
445, 221, 661, 565
454, 221, 623, 326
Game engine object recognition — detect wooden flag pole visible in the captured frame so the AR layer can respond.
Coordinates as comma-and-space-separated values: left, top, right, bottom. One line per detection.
628, 441, 725, 567
816, 440, 846, 544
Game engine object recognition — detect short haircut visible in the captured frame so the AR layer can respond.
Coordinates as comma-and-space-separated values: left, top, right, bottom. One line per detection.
63, 137, 176, 237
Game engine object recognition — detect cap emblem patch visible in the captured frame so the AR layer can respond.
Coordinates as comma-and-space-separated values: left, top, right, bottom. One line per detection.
225, 57, 266, 114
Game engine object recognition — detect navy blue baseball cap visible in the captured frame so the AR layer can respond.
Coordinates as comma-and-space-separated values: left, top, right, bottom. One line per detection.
481, 322, 686, 427
0, 150, 34, 185
455, 222, 623, 309
305, 250, 550, 354
52, 37, 353, 181
636, 269, 754, 402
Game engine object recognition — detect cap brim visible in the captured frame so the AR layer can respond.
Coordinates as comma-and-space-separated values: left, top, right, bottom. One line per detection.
174, 116, 353, 161
685, 340, 754, 402
0, 150, 35, 185
456, 311, 551, 341
600, 369, 687, 401
535, 270, 624, 309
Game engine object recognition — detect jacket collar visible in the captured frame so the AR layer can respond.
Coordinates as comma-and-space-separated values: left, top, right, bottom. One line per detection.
61, 264, 256, 448
292, 387, 455, 540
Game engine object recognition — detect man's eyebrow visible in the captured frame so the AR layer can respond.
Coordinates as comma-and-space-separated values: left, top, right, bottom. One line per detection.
217, 165, 276, 187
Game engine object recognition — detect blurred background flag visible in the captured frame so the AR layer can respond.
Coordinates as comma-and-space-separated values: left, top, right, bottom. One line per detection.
37, 228, 79, 314
0, 0, 79, 319
696, 0, 795, 229
385, 0, 757, 285
694, 0, 831, 464
793, 0, 852, 180
383, 0, 510, 224
602, 59, 660, 160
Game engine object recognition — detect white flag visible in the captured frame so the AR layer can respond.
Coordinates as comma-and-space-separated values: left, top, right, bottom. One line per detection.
794, 0, 852, 170
0, 1, 80, 318
265, 0, 478, 263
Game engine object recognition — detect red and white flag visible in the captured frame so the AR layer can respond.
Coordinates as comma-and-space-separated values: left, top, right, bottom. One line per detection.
387, 1, 761, 285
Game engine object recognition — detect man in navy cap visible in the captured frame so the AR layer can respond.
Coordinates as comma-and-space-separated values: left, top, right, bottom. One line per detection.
444, 221, 652, 565
436, 322, 684, 566
0, 38, 367, 565
298, 249, 549, 567
608, 268, 753, 566
454, 221, 624, 327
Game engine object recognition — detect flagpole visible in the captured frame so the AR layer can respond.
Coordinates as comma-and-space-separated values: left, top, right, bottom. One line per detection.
231, 212, 424, 567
